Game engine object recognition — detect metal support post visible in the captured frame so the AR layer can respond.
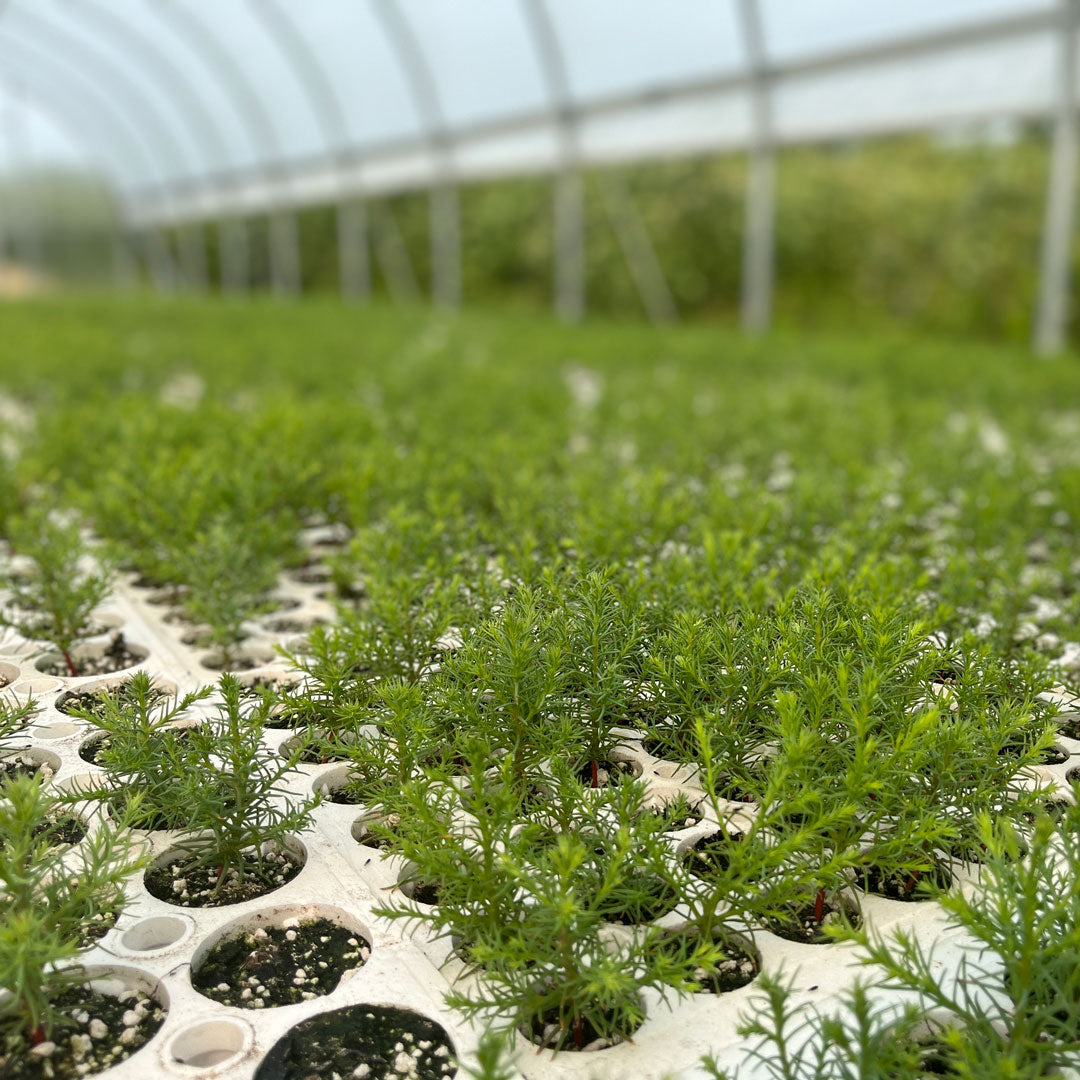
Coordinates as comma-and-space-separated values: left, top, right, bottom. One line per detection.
737, 0, 776, 334
598, 172, 678, 324
218, 218, 250, 294
269, 210, 301, 297
1035, 0, 1080, 353
554, 169, 585, 322
430, 182, 461, 307
337, 199, 371, 301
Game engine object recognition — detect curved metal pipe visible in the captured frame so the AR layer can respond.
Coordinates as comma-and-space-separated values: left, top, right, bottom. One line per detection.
0, 72, 118, 181
371, 0, 460, 306
521, 0, 583, 321
61, 0, 245, 291
1, 4, 191, 179
150, 0, 300, 295
0, 38, 177, 289
246, 0, 371, 300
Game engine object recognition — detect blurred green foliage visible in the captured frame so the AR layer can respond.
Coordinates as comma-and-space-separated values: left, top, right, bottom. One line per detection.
215, 130, 1052, 344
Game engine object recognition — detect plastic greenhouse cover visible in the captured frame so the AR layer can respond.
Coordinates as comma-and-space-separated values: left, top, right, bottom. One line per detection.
0, 0, 1066, 218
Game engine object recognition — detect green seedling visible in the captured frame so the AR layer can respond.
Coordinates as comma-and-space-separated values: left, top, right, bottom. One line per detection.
0, 774, 145, 1047
173, 674, 319, 892
1, 512, 112, 677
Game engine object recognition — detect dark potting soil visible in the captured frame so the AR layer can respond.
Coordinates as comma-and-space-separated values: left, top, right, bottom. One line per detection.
929, 668, 961, 686
1057, 712, 1080, 740
38, 636, 145, 679
320, 781, 367, 806
162, 607, 196, 626
57, 680, 166, 720
1039, 743, 1070, 765
650, 932, 759, 994
575, 757, 639, 788
401, 874, 442, 906
600, 872, 679, 925
684, 830, 744, 878
649, 798, 703, 832
31, 812, 86, 848
106, 790, 188, 833
192, 918, 370, 1008
1023, 798, 1071, 823
642, 733, 696, 763
290, 564, 331, 585
763, 896, 860, 944
255, 1004, 457, 1080
0, 984, 165, 1080
292, 739, 356, 765
144, 849, 303, 908
526, 1001, 639, 1052
81, 725, 191, 767
886, 1036, 965, 1077
78, 909, 119, 948
262, 617, 320, 635
200, 653, 265, 673
0, 751, 48, 782
857, 863, 952, 902
354, 816, 402, 852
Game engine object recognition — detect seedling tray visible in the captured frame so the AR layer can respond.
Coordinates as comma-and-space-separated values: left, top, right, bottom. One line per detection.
3, 554, 1079, 1080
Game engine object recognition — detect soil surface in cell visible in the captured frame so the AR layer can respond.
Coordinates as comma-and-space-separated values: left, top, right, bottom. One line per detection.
81, 725, 191, 767
762, 895, 860, 944
192, 918, 370, 1008
57, 680, 165, 719
291, 735, 357, 765
1057, 712, 1080, 740
255, 1004, 457, 1080
78, 909, 118, 947
354, 815, 402, 852
0, 984, 165, 1080
200, 653, 267, 673
599, 870, 679, 925
857, 862, 952, 902
526, 1000, 641, 1052
31, 811, 86, 848
650, 930, 760, 994
575, 757, 639, 788
38, 635, 144, 678
684, 829, 745, 877
144, 848, 303, 907
1038, 743, 1070, 765
401, 873, 443, 906
648, 798, 703, 832
0, 750, 49, 782
262, 616, 320, 635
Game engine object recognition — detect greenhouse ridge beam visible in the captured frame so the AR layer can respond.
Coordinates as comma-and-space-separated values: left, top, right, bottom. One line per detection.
124, 3, 1066, 223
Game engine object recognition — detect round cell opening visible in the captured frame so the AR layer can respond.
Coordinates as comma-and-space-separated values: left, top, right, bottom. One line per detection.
169, 1019, 250, 1069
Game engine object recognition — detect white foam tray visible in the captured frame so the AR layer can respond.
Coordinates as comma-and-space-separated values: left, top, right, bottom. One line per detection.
3, 548, 1079, 1080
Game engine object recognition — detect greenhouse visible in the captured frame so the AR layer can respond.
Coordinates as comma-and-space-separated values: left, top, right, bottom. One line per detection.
1, 3, 1080, 1080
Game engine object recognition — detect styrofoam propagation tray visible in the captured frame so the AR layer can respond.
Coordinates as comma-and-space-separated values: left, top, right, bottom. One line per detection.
3, 528, 1080, 1080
